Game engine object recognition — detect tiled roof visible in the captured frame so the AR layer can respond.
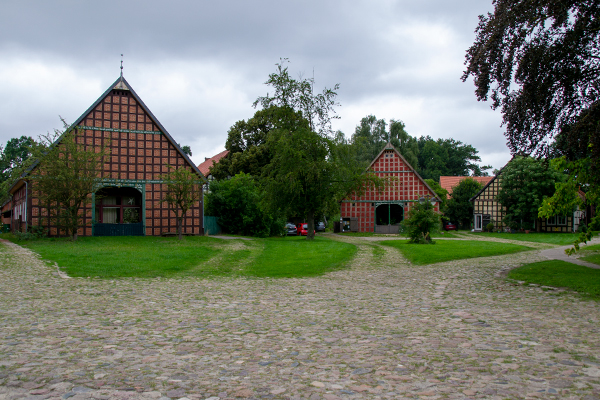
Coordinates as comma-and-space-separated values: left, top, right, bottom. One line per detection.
198, 150, 229, 176
439, 176, 494, 199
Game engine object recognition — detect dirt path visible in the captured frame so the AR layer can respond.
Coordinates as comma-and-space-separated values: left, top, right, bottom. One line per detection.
1, 238, 599, 400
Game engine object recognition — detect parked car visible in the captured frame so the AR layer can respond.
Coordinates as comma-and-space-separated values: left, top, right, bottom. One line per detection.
443, 221, 457, 231
285, 223, 297, 236
296, 223, 315, 236
316, 221, 326, 232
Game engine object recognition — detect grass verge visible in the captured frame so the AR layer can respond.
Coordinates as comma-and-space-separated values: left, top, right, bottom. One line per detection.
11, 236, 221, 278
508, 260, 600, 300
578, 243, 600, 265
467, 232, 579, 245
380, 239, 531, 265
3, 235, 356, 279
337, 232, 405, 238
245, 236, 356, 277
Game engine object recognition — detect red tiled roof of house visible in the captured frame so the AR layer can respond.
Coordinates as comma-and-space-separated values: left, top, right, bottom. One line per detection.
439, 176, 494, 199
198, 150, 229, 176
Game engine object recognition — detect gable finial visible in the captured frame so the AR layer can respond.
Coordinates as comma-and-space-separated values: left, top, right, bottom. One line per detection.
120, 54, 124, 78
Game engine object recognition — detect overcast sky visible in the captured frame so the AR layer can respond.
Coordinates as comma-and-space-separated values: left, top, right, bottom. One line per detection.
0, 0, 511, 171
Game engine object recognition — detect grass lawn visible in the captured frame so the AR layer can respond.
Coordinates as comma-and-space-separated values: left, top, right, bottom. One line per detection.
380, 239, 531, 265
337, 232, 404, 237
245, 236, 356, 278
433, 232, 460, 238
508, 260, 600, 300
578, 243, 600, 265
335, 231, 460, 238
9, 236, 220, 278
467, 231, 580, 245
2, 235, 356, 279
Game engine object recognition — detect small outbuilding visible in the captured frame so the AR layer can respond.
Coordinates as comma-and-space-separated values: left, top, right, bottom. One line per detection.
340, 142, 439, 233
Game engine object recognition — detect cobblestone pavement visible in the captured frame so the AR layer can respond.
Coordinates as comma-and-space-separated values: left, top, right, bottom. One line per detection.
1, 237, 600, 400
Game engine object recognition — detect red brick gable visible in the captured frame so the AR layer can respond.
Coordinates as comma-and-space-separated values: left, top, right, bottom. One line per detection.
341, 143, 438, 232
15, 76, 206, 237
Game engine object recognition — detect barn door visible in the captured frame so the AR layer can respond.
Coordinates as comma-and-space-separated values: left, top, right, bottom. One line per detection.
375, 204, 403, 234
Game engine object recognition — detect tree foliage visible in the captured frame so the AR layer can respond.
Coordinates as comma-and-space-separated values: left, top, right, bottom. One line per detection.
462, 0, 600, 157
444, 178, 484, 229
350, 115, 419, 168
0, 136, 36, 202
209, 106, 308, 180
417, 136, 490, 181
0, 136, 34, 183
161, 165, 203, 240
210, 61, 383, 239
401, 198, 441, 244
205, 173, 283, 237
253, 58, 340, 136
541, 104, 600, 251
264, 128, 357, 240
424, 179, 449, 211
497, 156, 563, 230
30, 127, 110, 240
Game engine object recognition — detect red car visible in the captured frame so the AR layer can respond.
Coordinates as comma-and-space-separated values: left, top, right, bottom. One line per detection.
296, 223, 316, 236
443, 221, 457, 231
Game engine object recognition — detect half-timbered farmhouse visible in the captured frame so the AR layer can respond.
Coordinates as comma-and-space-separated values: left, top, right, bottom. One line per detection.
340, 143, 439, 233
470, 169, 588, 232
4, 75, 206, 236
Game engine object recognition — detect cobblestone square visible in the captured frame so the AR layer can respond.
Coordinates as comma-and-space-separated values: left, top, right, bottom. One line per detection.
1, 237, 599, 400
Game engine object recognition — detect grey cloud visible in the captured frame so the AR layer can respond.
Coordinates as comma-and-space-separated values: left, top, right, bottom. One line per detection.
0, 0, 510, 169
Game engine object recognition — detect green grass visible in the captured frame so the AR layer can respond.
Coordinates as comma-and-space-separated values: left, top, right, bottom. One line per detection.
434, 232, 460, 238
337, 232, 404, 237
508, 260, 600, 300
4, 235, 356, 279
579, 243, 600, 265
581, 254, 600, 265
467, 231, 579, 245
380, 239, 531, 265
245, 236, 357, 277
335, 231, 459, 238
13, 236, 221, 278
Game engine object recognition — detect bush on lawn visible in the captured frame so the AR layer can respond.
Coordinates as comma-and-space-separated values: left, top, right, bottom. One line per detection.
401, 197, 441, 244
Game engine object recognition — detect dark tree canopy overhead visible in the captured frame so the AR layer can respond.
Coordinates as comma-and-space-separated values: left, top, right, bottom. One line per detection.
463, 0, 600, 157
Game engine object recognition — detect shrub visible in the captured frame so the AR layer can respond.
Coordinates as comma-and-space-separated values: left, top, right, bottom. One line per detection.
14, 225, 47, 240
401, 198, 441, 244
485, 222, 494, 232
205, 173, 282, 237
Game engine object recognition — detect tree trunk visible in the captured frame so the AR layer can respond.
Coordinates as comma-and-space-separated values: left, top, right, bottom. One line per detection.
536, 217, 541, 232
307, 210, 315, 240
177, 212, 183, 240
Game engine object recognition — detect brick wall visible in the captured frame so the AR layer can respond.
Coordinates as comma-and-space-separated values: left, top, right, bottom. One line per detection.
27, 87, 203, 236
